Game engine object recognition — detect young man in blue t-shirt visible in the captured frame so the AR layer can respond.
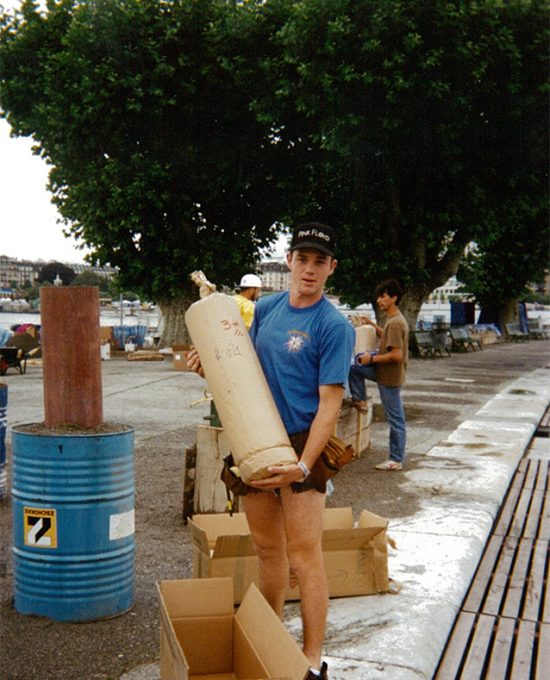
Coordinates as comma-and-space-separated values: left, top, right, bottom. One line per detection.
187, 223, 354, 679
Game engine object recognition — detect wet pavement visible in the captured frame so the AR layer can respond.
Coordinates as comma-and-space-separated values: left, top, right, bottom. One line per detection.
0, 338, 549, 679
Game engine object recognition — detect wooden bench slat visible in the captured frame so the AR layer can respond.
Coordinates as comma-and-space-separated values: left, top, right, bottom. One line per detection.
507, 487, 532, 538
539, 488, 550, 542
543, 549, 550, 625
460, 613, 495, 677
485, 616, 515, 677
535, 460, 549, 492
524, 489, 545, 540
511, 459, 529, 490
484, 536, 518, 616
495, 484, 524, 535
522, 540, 547, 623
502, 538, 532, 620
536, 623, 550, 677
520, 459, 539, 491
434, 611, 477, 679
463, 535, 504, 613
510, 619, 536, 679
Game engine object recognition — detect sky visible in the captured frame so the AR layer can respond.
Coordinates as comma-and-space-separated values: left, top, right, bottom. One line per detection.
0, 0, 89, 263
0, 118, 91, 264
0, 114, 287, 264
0, 0, 287, 265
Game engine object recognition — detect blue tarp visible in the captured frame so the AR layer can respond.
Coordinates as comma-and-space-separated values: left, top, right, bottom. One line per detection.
112, 325, 147, 349
450, 302, 475, 327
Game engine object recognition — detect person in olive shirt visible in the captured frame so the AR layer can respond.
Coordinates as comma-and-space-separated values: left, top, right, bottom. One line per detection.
348, 279, 409, 471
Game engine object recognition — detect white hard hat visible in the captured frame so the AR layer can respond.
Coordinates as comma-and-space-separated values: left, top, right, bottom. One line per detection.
239, 274, 262, 288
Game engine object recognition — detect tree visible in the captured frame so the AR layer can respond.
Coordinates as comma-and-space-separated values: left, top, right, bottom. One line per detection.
2, 0, 546, 337
457, 214, 549, 328
71, 269, 112, 294
0, 0, 291, 344
37, 261, 76, 286
250, 0, 548, 328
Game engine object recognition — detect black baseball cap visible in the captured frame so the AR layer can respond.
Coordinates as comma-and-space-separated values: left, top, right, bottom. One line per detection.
290, 222, 336, 257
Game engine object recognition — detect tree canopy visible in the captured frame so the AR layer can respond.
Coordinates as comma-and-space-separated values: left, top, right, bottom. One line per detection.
251, 0, 548, 324
0, 0, 292, 342
37, 261, 76, 286
1, 0, 547, 337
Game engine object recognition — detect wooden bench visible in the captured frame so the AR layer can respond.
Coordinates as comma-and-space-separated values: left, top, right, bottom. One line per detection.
527, 318, 547, 340
434, 458, 549, 679
505, 322, 529, 342
0, 347, 27, 375
450, 327, 483, 352
412, 331, 437, 358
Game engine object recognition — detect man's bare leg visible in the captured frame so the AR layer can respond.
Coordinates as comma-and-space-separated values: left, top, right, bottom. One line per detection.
242, 491, 288, 616
281, 486, 327, 669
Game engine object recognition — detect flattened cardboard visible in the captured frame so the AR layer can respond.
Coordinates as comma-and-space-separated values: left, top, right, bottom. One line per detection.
157, 577, 309, 680
190, 507, 389, 604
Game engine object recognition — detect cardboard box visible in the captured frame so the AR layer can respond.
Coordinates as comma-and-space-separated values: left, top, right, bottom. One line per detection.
100, 326, 113, 344
157, 577, 310, 680
190, 508, 389, 604
336, 400, 372, 456
172, 344, 192, 371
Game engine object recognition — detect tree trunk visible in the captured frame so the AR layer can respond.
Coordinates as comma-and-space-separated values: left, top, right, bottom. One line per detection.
498, 299, 518, 328
157, 294, 195, 348
398, 289, 426, 332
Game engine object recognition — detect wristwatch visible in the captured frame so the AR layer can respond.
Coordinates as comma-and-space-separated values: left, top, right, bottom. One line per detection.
297, 461, 311, 481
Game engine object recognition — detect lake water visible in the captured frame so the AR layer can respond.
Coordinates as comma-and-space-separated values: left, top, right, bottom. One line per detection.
1, 303, 548, 334
0, 309, 162, 332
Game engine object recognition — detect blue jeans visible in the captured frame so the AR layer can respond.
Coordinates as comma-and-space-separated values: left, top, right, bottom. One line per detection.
348, 364, 406, 463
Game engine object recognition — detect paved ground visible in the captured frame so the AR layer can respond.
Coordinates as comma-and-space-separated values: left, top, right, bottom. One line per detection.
0, 338, 549, 679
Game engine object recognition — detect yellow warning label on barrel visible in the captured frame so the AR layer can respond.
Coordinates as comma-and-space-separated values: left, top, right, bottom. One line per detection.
24, 507, 57, 548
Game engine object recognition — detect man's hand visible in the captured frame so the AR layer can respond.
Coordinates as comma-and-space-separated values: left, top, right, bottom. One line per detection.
249, 462, 305, 489
185, 347, 205, 377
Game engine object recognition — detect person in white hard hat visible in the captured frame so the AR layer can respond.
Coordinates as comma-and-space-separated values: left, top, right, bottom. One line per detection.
234, 273, 262, 330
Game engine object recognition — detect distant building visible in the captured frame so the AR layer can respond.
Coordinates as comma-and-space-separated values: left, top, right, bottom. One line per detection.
0, 255, 115, 295
0, 256, 40, 294
259, 260, 290, 292
429, 276, 468, 301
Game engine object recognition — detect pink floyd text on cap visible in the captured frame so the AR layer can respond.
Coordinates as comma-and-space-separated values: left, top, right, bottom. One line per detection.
290, 222, 336, 257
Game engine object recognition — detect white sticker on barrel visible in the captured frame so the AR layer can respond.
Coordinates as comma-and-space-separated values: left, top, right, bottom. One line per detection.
109, 509, 135, 540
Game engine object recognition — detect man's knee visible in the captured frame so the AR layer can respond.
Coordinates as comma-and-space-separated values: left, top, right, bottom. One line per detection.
286, 537, 323, 574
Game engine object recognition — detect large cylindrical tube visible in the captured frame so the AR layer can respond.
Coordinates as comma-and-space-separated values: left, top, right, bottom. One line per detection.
185, 293, 296, 483
354, 324, 377, 355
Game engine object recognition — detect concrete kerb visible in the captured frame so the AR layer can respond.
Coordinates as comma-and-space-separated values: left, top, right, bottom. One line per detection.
282, 367, 550, 680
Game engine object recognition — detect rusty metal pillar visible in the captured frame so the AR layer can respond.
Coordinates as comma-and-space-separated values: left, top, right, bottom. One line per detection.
41, 286, 103, 428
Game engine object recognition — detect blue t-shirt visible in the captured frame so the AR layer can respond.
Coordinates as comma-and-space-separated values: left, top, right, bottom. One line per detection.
250, 291, 355, 435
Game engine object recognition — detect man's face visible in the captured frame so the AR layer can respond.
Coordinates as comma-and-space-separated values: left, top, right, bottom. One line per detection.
251, 287, 261, 302
376, 292, 397, 312
287, 248, 336, 299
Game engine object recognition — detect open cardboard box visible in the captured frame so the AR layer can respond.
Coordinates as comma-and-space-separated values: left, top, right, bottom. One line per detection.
190, 508, 389, 604
157, 577, 310, 680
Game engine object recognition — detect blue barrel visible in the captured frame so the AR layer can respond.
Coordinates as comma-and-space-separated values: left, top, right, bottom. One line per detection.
0, 383, 7, 499
11, 426, 135, 622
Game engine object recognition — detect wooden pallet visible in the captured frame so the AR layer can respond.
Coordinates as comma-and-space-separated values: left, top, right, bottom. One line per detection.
435, 458, 549, 679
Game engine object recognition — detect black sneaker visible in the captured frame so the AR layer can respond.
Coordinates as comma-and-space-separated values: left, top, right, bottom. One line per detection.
306, 661, 328, 679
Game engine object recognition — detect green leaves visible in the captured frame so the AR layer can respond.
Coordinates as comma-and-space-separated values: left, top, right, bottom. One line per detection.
0, 0, 546, 326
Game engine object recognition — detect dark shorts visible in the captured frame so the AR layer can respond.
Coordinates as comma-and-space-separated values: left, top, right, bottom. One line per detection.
221, 430, 327, 496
